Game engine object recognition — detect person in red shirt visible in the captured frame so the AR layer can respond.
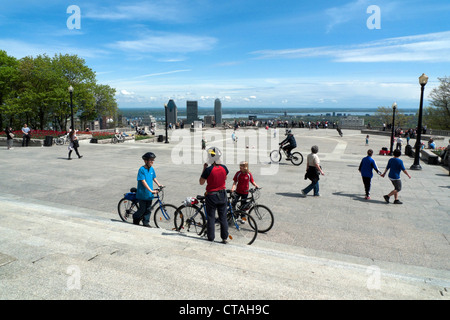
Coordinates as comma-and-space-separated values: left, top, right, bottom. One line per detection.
230, 161, 260, 210
199, 147, 229, 243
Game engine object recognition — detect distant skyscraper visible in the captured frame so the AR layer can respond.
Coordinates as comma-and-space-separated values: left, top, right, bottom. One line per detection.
166, 99, 177, 125
186, 100, 198, 124
214, 98, 222, 125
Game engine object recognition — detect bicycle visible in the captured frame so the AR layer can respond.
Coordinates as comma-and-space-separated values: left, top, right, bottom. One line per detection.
270, 146, 303, 166
174, 193, 258, 245
111, 133, 125, 144
54, 134, 69, 145
117, 186, 178, 230
228, 188, 274, 233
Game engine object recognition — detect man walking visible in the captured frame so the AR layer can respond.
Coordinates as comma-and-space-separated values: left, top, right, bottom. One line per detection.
358, 149, 381, 200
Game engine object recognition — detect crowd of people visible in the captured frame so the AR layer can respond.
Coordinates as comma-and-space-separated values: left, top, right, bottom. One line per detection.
130, 127, 441, 246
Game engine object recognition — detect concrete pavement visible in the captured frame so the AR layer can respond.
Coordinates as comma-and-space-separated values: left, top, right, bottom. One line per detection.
0, 127, 449, 300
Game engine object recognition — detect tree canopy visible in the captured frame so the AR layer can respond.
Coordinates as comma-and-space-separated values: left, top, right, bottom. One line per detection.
425, 76, 450, 130
0, 50, 117, 131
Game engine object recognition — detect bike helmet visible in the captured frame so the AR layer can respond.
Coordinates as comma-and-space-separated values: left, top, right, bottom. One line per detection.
142, 152, 156, 160
285, 129, 292, 135
206, 146, 222, 164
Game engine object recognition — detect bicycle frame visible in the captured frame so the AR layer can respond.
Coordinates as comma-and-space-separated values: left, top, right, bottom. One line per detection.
152, 193, 169, 219
279, 146, 291, 158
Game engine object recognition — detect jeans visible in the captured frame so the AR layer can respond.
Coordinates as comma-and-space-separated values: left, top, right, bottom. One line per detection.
133, 199, 153, 225
22, 134, 30, 146
302, 180, 319, 196
231, 192, 248, 209
362, 177, 372, 197
205, 190, 228, 241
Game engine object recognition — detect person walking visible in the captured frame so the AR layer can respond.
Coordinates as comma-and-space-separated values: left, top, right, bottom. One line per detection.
396, 136, 403, 152
199, 147, 229, 243
67, 129, 82, 160
381, 149, 411, 204
133, 152, 163, 227
21, 124, 31, 147
358, 149, 381, 200
5, 127, 14, 149
301, 145, 325, 197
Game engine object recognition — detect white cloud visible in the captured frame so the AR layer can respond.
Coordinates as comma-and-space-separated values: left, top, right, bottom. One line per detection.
325, 0, 370, 32
119, 90, 134, 95
0, 39, 108, 59
110, 32, 217, 53
84, 1, 191, 23
252, 31, 450, 63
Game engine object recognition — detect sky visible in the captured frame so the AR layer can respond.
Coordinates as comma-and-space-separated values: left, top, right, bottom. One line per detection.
1, 0, 450, 110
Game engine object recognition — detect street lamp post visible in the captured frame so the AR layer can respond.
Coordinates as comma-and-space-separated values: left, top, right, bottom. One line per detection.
389, 102, 397, 155
164, 103, 169, 143
410, 73, 429, 170
68, 85, 74, 130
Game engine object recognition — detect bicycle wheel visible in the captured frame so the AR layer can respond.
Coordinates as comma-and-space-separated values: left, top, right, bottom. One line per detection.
270, 150, 282, 163
249, 204, 274, 233
290, 152, 303, 166
174, 204, 206, 236
112, 137, 118, 144
117, 198, 139, 223
153, 204, 178, 230
227, 212, 258, 245
56, 137, 64, 145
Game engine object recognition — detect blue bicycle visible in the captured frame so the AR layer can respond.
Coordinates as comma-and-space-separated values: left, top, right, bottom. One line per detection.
174, 193, 258, 245
117, 186, 177, 230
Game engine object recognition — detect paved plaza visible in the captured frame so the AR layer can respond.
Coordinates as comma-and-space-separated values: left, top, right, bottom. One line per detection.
0, 127, 449, 300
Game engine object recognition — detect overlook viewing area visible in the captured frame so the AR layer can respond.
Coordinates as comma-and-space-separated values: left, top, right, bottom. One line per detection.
0, 127, 449, 301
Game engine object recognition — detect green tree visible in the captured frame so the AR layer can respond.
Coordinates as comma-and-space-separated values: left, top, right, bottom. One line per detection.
425, 76, 450, 130
0, 51, 118, 131
0, 50, 20, 130
374, 106, 414, 130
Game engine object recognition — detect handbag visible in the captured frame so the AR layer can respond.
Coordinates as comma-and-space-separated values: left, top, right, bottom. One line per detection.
9, 133, 14, 138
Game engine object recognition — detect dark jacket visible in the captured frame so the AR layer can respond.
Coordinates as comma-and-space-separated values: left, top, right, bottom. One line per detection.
280, 134, 296, 147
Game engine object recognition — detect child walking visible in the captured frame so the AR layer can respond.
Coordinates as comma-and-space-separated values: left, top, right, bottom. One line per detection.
381, 149, 411, 204
231, 161, 260, 210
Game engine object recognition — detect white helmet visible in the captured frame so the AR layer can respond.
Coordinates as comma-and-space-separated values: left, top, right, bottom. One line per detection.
206, 146, 222, 164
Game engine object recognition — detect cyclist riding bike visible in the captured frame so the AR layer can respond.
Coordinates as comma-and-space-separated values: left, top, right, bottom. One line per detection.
279, 129, 297, 159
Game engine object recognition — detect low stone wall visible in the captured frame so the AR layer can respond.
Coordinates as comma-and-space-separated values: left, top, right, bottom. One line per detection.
0, 137, 43, 147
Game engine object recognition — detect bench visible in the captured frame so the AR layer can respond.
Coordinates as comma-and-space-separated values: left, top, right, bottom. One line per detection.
420, 149, 439, 165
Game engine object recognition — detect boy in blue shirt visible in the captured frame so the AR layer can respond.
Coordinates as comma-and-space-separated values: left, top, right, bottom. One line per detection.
358, 149, 381, 200
133, 152, 163, 227
381, 149, 411, 204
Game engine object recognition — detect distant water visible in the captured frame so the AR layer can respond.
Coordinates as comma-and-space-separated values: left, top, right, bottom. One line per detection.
119, 107, 418, 120
222, 111, 376, 119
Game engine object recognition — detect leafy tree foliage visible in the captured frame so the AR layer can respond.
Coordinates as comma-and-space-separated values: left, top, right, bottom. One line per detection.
0, 51, 117, 131
425, 76, 450, 130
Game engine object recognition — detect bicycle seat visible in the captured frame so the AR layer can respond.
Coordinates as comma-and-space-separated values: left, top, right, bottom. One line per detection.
196, 195, 205, 201
130, 187, 137, 193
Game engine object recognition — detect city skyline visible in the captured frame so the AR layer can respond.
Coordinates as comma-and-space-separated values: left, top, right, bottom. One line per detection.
1, 1, 450, 109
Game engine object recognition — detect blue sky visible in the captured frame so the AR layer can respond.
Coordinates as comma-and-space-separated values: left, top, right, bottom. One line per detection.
1, 0, 450, 109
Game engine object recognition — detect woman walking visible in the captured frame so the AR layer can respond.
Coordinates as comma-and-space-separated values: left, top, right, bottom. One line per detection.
68, 128, 83, 160
5, 127, 14, 149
